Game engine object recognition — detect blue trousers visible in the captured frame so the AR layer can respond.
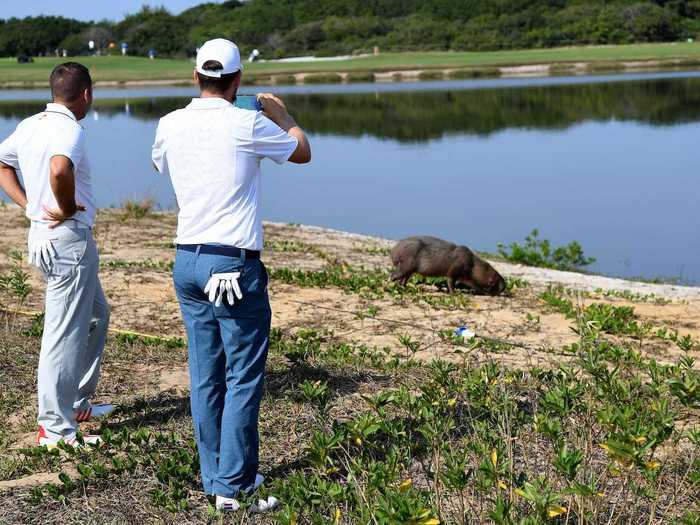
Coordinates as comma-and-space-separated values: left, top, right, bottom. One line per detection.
173, 247, 271, 498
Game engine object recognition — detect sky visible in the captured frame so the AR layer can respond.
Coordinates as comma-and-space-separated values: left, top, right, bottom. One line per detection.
1, 1, 226, 21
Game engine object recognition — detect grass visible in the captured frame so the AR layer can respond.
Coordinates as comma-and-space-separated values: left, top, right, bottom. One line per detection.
2, 42, 700, 84
1, 307, 699, 522
1, 239, 700, 523
2, 212, 700, 522
120, 198, 154, 222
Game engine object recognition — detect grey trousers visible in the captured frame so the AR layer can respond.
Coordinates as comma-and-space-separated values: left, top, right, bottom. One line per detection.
29, 223, 110, 440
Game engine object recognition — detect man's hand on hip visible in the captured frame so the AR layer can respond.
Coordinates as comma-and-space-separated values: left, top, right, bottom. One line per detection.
42, 203, 87, 229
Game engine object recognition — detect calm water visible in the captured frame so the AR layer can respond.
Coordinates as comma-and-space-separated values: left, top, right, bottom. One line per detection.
1, 72, 699, 283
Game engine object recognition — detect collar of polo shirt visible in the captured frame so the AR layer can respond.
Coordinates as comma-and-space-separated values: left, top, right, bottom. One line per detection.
187, 98, 233, 109
45, 102, 78, 122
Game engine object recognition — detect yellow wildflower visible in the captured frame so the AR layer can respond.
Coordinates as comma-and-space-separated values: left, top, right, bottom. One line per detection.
547, 505, 567, 518
399, 479, 413, 492
645, 460, 661, 470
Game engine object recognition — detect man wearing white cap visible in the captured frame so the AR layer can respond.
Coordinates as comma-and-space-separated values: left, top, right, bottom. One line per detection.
152, 38, 311, 512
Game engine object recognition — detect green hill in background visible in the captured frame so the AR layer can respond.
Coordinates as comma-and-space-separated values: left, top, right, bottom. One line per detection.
1, 0, 700, 59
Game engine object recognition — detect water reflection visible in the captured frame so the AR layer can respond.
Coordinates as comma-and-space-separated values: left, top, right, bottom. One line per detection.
2, 76, 700, 142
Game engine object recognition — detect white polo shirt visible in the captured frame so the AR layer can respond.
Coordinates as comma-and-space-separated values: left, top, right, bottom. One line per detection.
0, 103, 95, 228
152, 97, 298, 250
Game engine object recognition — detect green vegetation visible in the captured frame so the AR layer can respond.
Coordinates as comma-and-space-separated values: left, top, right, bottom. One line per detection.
592, 288, 671, 305
541, 286, 651, 339
2, 43, 700, 85
3, 1, 700, 61
120, 198, 155, 222
0, 250, 31, 331
101, 259, 174, 272
269, 264, 473, 310
2, 298, 699, 522
2, 237, 700, 522
498, 229, 596, 272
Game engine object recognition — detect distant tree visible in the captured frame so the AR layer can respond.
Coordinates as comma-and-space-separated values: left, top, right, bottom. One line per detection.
0, 0, 698, 59
114, 7, 188, 57
380, 15, 459, 51
60, 26, 115, 56
0, 16, 86, 56
621, 2, 683, 41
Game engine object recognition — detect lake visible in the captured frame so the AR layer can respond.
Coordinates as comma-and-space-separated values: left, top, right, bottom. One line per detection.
1, 71, 699, 283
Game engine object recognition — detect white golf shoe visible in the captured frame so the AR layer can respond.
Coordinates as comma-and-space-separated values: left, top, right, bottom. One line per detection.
215, 495, 279, 513
214, 474, 279, 513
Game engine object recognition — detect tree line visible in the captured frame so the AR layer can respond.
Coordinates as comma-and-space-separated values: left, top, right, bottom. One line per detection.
1, 0, 700, 59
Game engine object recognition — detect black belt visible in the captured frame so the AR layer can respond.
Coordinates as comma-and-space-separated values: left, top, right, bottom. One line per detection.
177, 244, 260, 259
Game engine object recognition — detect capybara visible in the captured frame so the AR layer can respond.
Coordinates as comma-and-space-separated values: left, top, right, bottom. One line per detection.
390, 236, 506, 295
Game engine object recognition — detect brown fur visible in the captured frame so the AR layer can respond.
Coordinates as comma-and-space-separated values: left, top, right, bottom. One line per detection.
390, 236, 506, 295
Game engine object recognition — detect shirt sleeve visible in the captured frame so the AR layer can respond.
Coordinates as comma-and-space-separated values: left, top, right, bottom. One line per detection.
0, 129, 20, 169
251, 113, 299, 165
49, 124, 84, 168
151, 120, 169, 175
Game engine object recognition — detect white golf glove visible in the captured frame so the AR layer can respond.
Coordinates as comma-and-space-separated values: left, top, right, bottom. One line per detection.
204, 272, 243, 307
28, 239, 57, 272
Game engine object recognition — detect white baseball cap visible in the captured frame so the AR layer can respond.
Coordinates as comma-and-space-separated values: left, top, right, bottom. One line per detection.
195, 38, 242, 78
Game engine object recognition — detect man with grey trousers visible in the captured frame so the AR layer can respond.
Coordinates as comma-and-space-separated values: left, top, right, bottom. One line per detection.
0, 62, 113, 448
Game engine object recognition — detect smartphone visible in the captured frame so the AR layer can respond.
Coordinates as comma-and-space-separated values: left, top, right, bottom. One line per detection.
234, 95, 263, 111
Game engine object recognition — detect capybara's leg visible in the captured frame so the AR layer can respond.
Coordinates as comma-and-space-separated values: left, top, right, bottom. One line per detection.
447, 277, 455, 294
390, 266, 413, 286
391, 256, 415, 287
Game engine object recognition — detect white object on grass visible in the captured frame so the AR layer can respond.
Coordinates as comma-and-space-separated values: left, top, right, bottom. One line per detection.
454, 326, 476, 339
204, 272, 243, 307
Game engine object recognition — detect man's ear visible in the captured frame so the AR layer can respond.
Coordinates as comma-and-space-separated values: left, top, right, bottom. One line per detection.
193, 69, 198, 84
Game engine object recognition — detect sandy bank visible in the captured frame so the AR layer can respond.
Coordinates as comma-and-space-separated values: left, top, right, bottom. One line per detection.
2, 57, 699, 90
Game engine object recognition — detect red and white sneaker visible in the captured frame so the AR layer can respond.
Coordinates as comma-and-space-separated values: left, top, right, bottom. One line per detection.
36, 425, 102, 449
75, 403, 115, 423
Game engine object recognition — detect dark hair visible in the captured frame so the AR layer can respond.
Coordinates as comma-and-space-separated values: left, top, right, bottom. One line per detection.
50, 62, 92, 102
197, 60, 239, 94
